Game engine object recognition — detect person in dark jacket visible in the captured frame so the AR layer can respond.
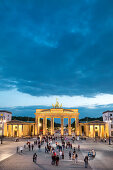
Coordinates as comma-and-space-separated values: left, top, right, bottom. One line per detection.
62, 151, 64, 159
69, 151, 71, 159
56, 155, 59, 166
33, 153, 37, 163
84, 156, 88, 168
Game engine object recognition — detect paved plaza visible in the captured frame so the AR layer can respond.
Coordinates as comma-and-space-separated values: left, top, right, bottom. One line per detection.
0, 137, 113, 170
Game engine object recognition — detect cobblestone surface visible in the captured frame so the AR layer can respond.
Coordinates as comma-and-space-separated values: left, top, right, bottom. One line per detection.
0, 139, 91, 170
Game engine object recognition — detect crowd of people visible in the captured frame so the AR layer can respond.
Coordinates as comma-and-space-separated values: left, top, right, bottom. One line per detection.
16, 135, 95, 168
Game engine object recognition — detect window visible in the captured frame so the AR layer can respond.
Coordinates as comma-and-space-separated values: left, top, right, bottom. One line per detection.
95, 127, 97, 129
111, 124, 113, 128
110, 114, 112, 117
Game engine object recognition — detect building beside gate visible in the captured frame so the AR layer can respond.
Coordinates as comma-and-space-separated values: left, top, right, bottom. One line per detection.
4, 120, 35, 137
79, 120, 108, 138
0, 110, 12, 136
103, 110, 113, 137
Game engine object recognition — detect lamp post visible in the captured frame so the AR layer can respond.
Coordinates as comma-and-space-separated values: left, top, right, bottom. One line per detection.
0, 119, 6, 144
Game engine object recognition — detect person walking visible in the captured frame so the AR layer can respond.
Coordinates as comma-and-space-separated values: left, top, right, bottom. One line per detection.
69, 151, 71, 159
73, 147, 76, 153
56, 155, 59, 166
78, 145, 80, 151
45, 146, 47, 153
72, 153, 75, 163
75, 153, 78, 163
32, 144, 34, 151
84, 156, 88, 168
17, 146, 19, 153
33, 153, 37, 163
28, 144, 31, 151
62, 151, 64, 159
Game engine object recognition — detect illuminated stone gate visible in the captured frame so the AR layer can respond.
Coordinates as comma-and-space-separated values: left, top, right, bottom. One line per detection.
35, 100, 80, 135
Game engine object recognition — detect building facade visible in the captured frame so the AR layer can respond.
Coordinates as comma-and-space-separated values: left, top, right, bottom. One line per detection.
103, 110, 113, 137
0, 110, 12, 136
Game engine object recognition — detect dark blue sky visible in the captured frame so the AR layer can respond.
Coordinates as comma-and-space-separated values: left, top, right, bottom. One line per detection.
0, 0, 113, 121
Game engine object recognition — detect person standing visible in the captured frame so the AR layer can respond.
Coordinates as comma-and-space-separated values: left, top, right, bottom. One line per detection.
71, 143, 72, 149
74, 147, 76, 153
84, 156, 88, 168
28, 144, 31, 151
33, 153, 35, 162
78, 145, 80, 151
20, 146, 23, 153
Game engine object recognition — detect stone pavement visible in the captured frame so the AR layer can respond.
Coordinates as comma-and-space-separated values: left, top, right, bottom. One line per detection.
0, 139, 91, 170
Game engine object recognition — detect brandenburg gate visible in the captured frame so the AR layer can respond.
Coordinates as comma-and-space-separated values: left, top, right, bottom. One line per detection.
34, 100, 80, 136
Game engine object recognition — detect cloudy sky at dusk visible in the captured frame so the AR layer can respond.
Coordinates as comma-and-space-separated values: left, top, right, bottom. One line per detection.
0, 0, 113, 120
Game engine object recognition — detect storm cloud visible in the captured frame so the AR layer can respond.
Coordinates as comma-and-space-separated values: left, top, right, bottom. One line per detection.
0, 0, 113, 117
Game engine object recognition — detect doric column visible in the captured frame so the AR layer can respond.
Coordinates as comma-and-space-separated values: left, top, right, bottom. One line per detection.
45, 117, 47, 134
34, 124, 35, 136
75, 117, 79, 135
89, 125, 90, 137
11, 125, 13, 137
43, 117, 47, 135
22, 124, 23, 137
37, 117, 40, 135
80, 125, 83, 136
51, 117, 54, 135
17, 125, 19, 137
104, 124, 106, 137
99, 125, 101, 138
61, 117, 64, 136
68, 117, 71, 135
7, 124, 9, 136
93, 125, 95, 138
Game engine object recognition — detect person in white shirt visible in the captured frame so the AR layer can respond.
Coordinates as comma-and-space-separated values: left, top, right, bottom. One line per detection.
59, 150, 62, 159
20, 146, 23, 153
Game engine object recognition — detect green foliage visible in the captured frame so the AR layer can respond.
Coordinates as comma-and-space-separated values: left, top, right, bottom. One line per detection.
12, 116, 61, 128
12, 116, 35, 121
12, 116, 103, 128
71, 116, 103, 127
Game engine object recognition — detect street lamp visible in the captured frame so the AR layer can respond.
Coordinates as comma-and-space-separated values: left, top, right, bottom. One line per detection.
0, 119, 6, 144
